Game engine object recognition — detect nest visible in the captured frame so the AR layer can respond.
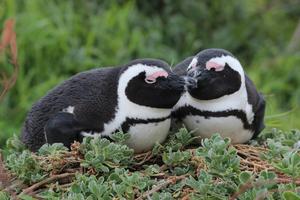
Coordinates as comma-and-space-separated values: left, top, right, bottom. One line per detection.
1, 142, 299, 199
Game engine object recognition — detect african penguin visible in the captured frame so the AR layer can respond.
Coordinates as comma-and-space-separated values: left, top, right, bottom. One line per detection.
21, 59, 185, 153
172, 48, 266, 143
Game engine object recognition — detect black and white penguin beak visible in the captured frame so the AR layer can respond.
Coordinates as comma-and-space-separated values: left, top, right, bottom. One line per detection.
184, 76, 197, 90
187, 67, 204, 79
159, 73, 185, 92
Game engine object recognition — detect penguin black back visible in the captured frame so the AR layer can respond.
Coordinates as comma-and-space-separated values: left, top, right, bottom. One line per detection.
21, 67, 120, 151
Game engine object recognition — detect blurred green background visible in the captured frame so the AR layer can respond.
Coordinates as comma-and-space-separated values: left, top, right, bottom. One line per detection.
0, 0, 300, 147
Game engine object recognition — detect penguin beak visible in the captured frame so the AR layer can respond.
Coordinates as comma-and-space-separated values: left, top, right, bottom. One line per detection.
188, 67, 203, 79
184, 76, 197, 90
161, 73, 185, 92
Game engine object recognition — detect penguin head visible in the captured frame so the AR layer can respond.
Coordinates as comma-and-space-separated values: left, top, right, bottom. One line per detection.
120, 59, 185, 109
186, 48, 245, 100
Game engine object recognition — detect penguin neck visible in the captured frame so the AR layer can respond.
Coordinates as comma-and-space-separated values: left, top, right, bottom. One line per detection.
174, 79, 255, 124
178, 82, 249, 112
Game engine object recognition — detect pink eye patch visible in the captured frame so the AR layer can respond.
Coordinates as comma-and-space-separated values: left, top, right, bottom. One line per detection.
206, 61, 225, 71
145, 71, 168, 83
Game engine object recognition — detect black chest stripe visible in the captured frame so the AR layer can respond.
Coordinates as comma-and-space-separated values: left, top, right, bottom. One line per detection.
79, 115, 171, 141
121, 115, 171, 133
173, 106, 252, 130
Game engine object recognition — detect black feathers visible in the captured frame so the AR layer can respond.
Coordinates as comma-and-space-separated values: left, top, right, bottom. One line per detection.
21, 67, 120, 151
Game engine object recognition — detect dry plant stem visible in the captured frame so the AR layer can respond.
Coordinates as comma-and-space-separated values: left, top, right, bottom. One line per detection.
22, 172, 76, 194
134, 151, 153, 165
230, 178, 300, 200
240, 159, 272, 170
59, 182, 73, 189
136, 175, 186, 200
229, 178, 256, 200
0, 19, 19, 102
0, 152, 17, 199
0, 152, 12, 189
276, 178, 300, 185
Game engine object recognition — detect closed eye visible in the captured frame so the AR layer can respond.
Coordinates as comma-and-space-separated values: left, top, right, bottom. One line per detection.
145, 78, 156, 84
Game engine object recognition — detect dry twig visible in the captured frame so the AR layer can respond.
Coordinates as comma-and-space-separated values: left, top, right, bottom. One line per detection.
22, 172, 75, 195
136, 175, 186, 200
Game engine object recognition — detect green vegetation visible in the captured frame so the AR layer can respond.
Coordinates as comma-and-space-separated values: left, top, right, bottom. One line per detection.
1, 128, 300, 199
1, 2, 300, 198
0, 0, 300, 146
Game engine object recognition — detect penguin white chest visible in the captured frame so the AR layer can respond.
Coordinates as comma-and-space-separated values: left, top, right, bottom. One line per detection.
125, 119, 171, 153
183, 115, 253, 144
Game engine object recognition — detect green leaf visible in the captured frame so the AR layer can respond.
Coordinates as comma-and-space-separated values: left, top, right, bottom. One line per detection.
283, 191, 300, 200
38, 143, 68, 156
239, 171, 252, 184
6, 134, 26, 153
0, 192, 10, 200
110, 131, 130, 143
70, 184, 81, 193
18, 194, 38, 200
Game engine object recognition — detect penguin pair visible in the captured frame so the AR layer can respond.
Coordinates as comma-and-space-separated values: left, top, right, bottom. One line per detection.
172, 48, 266, 143
21, 49, 265, 153
21, 59, 186, 153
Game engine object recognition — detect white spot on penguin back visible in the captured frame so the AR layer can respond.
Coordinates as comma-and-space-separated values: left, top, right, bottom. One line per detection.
81, 131, 101, 137
62, 106, 74, 114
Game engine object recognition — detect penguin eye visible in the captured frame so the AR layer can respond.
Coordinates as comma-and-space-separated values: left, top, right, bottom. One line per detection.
144, 70, 168, 84
145, 78, 156, 84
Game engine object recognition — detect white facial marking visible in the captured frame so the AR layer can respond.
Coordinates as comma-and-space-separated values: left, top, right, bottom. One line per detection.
187, 57, 198, 71
62, 106, 74, 114
208, 55, 245, 82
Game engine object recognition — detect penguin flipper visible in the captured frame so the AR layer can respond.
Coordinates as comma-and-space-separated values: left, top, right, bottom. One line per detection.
252, 93, 266, 138
245, 75, 266, 138
45, 112, 83, 148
